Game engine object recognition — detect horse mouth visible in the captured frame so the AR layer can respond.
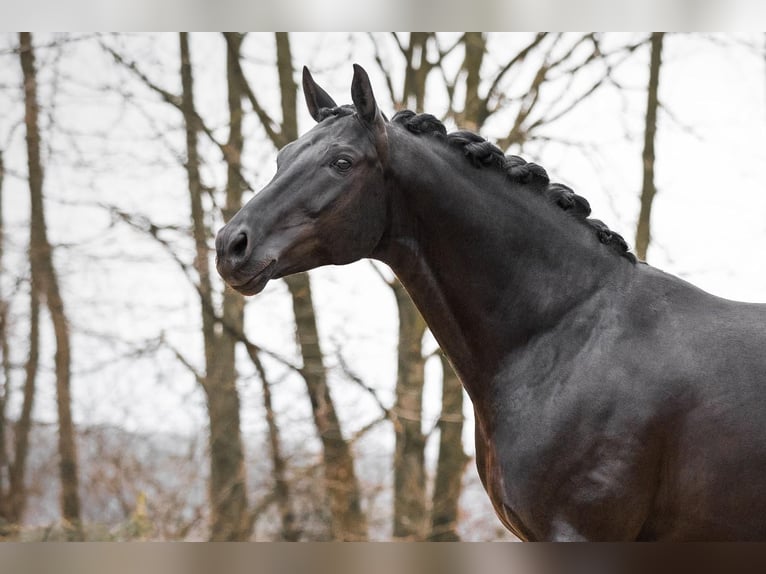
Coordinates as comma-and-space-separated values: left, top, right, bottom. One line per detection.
231, 259, 277, 295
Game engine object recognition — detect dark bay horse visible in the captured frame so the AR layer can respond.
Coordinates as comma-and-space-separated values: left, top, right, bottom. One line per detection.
215, 64, 766, 541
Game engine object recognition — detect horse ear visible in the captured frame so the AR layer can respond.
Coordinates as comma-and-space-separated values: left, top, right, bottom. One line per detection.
351, 64, 383, 126
303, 66, 337, 122
351, 64, 388, 165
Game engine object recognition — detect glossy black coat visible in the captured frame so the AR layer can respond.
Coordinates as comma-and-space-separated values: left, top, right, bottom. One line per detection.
216, 65, 766, 541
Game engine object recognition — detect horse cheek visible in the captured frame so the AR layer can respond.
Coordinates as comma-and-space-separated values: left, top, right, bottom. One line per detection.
318, 207, 375, 265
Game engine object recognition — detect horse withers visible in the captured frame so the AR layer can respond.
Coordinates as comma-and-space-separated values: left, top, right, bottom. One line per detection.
216, 64, 766, 541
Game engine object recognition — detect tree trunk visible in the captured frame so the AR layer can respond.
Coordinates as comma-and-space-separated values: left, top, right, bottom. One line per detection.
246, 341, 299, 540
4, 292, 37, 530
179, 32, 249, 541
224, 33, 297, 540
274, 33, 368, 541
0, 149, 37, 531
19, 31, 82, 540
429, 352, 468, 541
392, 281, 427, 539
460, 32, 487, 131
0, 150, 8, 506
386, 34, 435, 540
283, 274, 368, 540
401, 32, 432, 112
635, 33, 665, 262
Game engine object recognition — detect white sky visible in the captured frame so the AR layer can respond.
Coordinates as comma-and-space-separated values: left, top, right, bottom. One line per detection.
1, 33, 765, 453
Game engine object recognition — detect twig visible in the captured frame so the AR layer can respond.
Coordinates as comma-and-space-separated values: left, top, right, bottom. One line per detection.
336, 351, 391, 419
101, 40, 255, 192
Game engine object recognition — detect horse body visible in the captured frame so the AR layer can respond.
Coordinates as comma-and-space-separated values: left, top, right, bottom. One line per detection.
215, 65, 766, 540
375, 120, 766, 540
480, 267, 766, 540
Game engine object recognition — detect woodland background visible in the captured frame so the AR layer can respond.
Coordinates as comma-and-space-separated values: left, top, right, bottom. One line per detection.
0, 32, 765, 541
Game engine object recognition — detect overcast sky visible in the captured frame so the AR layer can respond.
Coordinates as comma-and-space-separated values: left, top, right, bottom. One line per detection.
1, 33, 765, 448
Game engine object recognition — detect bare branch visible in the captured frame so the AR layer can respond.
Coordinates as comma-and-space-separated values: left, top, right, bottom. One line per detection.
485, 33, 548, 106
224, 33, 286, 148
390, 32, 408, 58
348, 414, 389, 446
101, 40, 255, 192
435, 33, 467, 60
101, 42, 182, 107
165, 340, 205, 387
367, 33, 399, 108
0, 33, 103, 56
336, 352, 392, 419
528, 37, 648, 132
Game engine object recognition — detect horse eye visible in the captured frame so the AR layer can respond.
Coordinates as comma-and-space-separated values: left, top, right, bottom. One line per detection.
332, 158, 352, 172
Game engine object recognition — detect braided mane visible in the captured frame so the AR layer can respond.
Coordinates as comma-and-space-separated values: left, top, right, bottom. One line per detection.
391, 110, 637, 263
312, 105, 636, 263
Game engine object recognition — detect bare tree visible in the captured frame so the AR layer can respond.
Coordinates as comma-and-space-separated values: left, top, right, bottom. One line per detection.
18, 31, 82, 540
0, 237, 38, 534
179, 32, 250, 541
429, 352, 469, 541
0, 150, 6, 504
635, 33, 665, 261
390, 280, 428, 538
221, 32, 369, 540
273, 32, 368, 541
223, 33, 299, 541
0, 147, 35, 534
102, 32, 307, 540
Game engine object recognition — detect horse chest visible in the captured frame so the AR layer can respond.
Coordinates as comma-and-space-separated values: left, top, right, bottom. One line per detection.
471, 363, 668, 541
473, 419, 537, 541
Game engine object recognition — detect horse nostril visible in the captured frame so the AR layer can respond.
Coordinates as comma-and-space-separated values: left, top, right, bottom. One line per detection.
230, 231, 248, 259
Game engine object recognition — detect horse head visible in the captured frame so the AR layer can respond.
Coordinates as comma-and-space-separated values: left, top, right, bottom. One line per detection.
216, 65, 389, 295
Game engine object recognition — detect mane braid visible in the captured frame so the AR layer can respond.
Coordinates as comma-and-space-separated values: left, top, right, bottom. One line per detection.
391, 110, 637, 263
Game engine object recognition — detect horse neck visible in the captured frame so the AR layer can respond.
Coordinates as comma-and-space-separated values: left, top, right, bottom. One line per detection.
372, 133, 626, 397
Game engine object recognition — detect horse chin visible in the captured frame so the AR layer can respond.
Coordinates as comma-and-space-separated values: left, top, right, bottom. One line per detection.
231, 259, 277, 296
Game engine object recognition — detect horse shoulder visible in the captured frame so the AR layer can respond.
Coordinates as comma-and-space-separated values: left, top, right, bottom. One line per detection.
473, 269, 682, 539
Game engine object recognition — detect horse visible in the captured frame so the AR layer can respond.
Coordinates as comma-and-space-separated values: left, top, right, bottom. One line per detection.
215, 64, 766, 541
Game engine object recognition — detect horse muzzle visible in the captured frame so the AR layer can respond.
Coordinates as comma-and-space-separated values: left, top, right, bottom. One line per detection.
215, 224, 277, 295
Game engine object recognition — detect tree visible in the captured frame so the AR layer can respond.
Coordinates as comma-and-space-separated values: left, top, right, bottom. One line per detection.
18, 31, 82, 540
0, 140, 43, 535
103, 32, 312, 541
222, 32, 300, 542
429, 352, 468, 541
0, 142, 37, 535
391, 275, 429, 538
262, 32, 368, 541
178, 32, 251, 541
635, 33, 665, 262
0, 150, 7, 519
101, 32, 255, 541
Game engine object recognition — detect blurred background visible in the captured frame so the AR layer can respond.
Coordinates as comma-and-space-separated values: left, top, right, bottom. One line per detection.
0, 32, 765, 541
